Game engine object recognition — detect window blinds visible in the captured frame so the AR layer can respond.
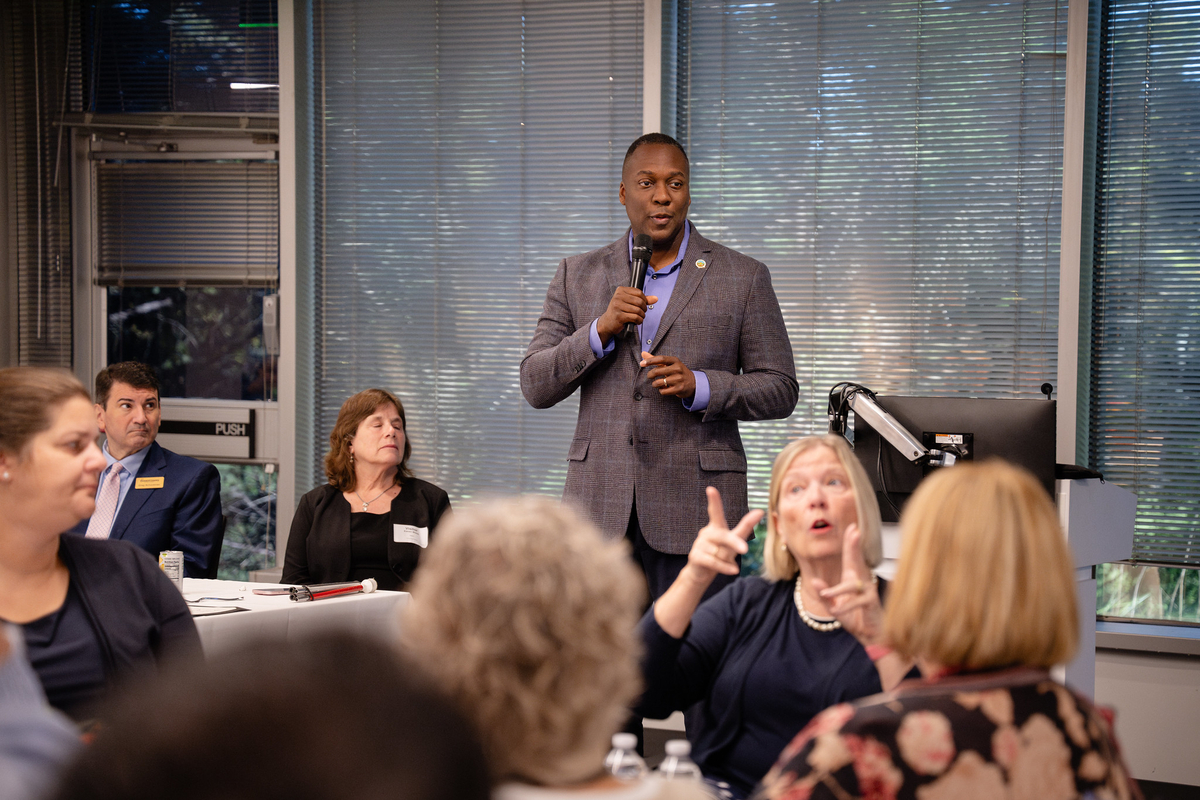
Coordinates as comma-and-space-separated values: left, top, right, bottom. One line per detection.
1091, 0, 1200, 566
678, 0, 1067, 507
309, 0, 643, 494
94, 160, 280, 286
4, 0, 75, 367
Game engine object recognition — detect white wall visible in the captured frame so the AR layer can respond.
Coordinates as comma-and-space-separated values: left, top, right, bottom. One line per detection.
1095, 648, 1200, 786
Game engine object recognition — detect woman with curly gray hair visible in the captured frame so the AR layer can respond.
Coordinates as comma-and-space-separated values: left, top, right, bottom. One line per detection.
402, 495, 710, 800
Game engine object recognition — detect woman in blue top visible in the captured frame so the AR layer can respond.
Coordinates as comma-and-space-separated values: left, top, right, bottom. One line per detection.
638, 434, 914, 798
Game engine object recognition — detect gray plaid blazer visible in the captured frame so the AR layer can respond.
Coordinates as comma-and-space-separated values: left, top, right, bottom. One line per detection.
521, 226, 798, 554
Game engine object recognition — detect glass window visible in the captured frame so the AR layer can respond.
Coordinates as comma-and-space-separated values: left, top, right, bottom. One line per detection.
677, 0, 1067, 510
82, 0, 279, 114
1098, 563, 1200, 625
215, 463, 276, 581
107, 286, 277, 401
1090, 0, 1200, 618
305, 0, 643, 496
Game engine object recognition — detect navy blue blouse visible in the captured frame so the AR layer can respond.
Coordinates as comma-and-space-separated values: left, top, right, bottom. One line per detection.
638, 576, 885, 799
21, 582, 107, 720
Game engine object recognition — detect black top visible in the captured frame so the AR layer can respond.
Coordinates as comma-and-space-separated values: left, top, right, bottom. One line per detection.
282, 477, 451, 589
21, 581, 106, 719
348, 510, 399, 590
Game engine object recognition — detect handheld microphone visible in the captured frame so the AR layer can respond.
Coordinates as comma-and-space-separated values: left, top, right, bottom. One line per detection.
625, 234, 653, 339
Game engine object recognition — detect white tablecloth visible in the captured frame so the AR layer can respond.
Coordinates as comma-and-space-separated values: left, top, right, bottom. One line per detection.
183, 578, 409, 655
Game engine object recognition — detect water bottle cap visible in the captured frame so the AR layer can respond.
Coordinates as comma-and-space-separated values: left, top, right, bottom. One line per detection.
611, 732, 637, 749
664, 739, 692, 757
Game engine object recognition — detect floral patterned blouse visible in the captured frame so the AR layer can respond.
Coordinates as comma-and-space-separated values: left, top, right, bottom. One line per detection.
752, 666, 1141, 800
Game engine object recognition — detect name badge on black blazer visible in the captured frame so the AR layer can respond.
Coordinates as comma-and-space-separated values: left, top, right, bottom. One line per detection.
394, 525, 429, 548
135, 477, 165, 489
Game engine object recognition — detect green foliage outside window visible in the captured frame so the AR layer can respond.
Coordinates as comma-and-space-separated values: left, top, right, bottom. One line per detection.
740, 521, 767, 578
1097, 563, 1200, 624
108, 287, 276, 401
215, 464, 276, 581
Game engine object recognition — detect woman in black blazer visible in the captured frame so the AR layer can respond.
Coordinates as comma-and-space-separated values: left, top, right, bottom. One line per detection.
282, 389, 450, 591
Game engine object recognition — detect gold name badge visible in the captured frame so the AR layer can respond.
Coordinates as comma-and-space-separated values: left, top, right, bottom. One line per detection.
135, 477, 165, 490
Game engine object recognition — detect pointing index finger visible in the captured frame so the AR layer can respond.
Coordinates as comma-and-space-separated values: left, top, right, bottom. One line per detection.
843, 522, 870, 578
705, 486, 729, 532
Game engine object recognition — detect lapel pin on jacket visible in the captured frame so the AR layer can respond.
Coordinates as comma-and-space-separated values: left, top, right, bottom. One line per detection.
695, 259, 707, 269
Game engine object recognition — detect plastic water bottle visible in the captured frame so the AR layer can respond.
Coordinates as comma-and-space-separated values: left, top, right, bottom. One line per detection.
604, 732, 647, 780
657, 739, 703, 781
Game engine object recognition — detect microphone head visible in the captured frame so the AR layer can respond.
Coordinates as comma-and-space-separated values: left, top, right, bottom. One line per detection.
632, 233, 653, 261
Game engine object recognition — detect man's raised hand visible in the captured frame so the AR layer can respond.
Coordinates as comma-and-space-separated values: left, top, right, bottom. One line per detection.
596, 287, 659, 345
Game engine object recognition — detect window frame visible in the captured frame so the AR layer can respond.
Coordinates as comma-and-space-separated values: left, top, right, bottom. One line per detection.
69, 119, 283, 572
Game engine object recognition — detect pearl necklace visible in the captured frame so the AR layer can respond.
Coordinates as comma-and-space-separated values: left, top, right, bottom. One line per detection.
794, 574, 879, 632
794, 576, 841, 632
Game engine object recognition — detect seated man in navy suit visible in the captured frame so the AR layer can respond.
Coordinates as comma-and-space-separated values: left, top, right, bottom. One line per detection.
67, 362, 223, 578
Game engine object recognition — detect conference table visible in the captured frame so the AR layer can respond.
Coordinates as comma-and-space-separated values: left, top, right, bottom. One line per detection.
182, 578, 409, 655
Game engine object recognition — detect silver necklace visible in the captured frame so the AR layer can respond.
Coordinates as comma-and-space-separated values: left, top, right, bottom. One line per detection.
353, 484, 394, 512
794, 575, 842, 632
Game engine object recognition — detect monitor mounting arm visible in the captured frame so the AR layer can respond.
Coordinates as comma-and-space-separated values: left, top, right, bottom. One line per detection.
828, 383, 958, 467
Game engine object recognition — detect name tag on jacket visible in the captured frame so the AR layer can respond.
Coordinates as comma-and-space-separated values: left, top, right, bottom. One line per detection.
393, 525, 429, 548
135, 477, 165, 490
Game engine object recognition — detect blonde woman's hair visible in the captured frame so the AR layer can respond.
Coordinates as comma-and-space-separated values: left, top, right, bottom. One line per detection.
762, 434, 883, 581
885, 459, 1078, 670
401, 496, 646, 787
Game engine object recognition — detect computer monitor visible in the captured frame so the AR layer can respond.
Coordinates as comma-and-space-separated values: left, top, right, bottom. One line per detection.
852, 396, 1056, 522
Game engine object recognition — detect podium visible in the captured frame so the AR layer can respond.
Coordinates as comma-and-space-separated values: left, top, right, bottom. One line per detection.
1054, 478, 1136, 697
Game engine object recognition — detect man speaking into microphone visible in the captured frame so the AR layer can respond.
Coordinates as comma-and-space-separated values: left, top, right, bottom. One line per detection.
521, 133, 798, 600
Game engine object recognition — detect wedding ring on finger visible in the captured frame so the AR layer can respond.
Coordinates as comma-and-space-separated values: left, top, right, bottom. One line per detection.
855, 579, 865, 593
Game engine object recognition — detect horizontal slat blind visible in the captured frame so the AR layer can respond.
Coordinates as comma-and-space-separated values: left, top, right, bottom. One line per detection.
95, 160, 279, 286
5, 0, 75, 367
1091, 0, 1200, 565
680, 0, 1066, 507
311, 0, 642, 495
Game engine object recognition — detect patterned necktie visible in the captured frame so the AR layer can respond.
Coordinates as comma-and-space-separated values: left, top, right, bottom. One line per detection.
85, 463, 124, 540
